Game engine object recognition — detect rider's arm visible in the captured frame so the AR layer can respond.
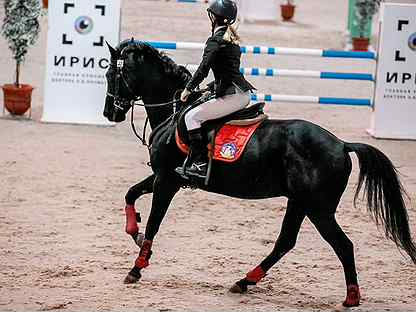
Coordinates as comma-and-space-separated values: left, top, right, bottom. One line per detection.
185, 37, 220, 92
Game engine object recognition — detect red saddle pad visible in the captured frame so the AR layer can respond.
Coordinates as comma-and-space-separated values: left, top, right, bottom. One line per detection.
176, 121, 263, 163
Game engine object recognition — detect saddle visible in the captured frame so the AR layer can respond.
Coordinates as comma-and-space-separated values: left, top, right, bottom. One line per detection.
176, 100, 268, 163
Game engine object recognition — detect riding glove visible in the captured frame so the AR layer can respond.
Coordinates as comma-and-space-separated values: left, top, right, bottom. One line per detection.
181, 88, 191, 102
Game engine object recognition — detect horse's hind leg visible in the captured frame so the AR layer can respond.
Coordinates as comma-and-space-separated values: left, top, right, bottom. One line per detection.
308, 211, 360, 307
230, 199, 306, 293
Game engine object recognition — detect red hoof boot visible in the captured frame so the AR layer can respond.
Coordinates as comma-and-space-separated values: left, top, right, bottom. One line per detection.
343, 284, 361, 307
135, 240, 153, 269
246, 266, 266, 283
125, 205, 138, 236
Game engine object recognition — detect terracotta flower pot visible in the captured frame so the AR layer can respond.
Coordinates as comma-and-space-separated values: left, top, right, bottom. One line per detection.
42, 0, 48, 9
2, 84, 33, 116
281, 4, 296, 21
352, 37, 370, 51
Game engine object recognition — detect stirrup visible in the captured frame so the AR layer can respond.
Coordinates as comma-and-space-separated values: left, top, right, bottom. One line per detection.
175, 160, 207, 180
175, 166, 188, 179
175, 155, 191, 179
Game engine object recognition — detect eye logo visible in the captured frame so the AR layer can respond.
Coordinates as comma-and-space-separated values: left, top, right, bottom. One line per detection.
75, 16, 93, 35
409, 33, 416, 51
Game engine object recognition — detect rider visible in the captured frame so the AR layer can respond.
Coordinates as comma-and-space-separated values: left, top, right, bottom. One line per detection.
179, 0, 256, 179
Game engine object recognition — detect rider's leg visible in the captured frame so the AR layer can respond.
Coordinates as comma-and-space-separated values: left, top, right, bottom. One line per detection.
184, 128, 208, 179
182, 91, 251, 178
185, 91, 251, 130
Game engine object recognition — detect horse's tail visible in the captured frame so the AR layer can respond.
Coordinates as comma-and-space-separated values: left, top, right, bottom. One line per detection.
345, 142, 416, 263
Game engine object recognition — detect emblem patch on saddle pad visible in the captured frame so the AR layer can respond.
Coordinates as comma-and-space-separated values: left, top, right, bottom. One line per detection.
175, 121, 263, 163
220, 143, 238, 160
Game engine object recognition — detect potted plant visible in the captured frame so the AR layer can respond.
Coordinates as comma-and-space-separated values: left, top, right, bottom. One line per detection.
352, 0, 380, 51
280, 0, 296, 21
1, 0, 42, 116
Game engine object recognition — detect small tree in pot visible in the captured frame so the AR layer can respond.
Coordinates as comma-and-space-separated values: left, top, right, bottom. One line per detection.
280, 0, 296, 22
2, 0, 42, 116
353, 0, 380, 51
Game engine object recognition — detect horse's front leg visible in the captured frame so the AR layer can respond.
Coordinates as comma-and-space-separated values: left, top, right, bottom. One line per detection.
124, 174, 180, 284
124, 174, 155, 245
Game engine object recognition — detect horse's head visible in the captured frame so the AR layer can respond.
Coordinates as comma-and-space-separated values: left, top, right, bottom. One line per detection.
104, 40, 158, 122
104, 39, 191, 126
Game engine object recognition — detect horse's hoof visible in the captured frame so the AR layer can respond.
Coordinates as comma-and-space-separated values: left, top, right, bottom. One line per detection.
123, 272, 141, 284
333, 303, 348, 312
342, 300, 360, 308
342, 284, 360, 307
229, 281, 247, 294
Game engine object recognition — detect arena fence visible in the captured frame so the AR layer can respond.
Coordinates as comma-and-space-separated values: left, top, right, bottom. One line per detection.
142, 40, 376, 107
145, 40, 377, 59
184, 64, 375, 81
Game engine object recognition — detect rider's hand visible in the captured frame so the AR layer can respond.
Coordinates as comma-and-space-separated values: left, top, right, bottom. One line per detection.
201, 90, 211, 101
180, 88, 191, 102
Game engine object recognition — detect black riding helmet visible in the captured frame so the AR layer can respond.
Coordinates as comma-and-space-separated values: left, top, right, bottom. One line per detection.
207, 0, 237, 25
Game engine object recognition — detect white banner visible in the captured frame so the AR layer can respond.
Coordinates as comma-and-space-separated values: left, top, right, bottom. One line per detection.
42, 0, 121, 125
370, 3, 416, 139
237, 0, 278, 23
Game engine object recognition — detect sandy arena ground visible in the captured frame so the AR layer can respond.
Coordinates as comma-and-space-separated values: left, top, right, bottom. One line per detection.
1, 1, 416, 311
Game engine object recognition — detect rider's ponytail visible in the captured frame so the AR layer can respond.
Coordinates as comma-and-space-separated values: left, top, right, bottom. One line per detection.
223, 22, 240, 45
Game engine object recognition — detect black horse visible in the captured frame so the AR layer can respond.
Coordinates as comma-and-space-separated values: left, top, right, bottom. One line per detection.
103, 40, 416, 307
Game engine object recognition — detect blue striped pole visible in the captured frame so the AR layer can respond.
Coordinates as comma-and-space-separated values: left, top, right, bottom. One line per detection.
184, 64, 374, 81
243, 68, 374, 81
142, 40, 377, 60
251, 94, 372, 107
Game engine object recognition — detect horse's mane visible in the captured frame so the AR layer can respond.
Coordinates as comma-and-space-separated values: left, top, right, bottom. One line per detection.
116, 39, 192, 87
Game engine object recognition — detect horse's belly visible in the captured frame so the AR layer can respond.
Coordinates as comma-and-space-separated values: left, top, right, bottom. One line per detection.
202, 163, 285, 199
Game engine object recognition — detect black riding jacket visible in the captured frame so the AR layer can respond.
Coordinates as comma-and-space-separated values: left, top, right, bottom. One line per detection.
186, 27, 256, 98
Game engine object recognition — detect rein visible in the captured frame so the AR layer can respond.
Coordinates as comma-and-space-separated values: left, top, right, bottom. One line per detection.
126, 89, 210, 147
128, 97, 182, 148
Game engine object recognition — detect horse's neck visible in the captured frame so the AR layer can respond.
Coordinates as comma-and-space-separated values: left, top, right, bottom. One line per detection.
142, 77, 188, 129
142, 87, 177, 129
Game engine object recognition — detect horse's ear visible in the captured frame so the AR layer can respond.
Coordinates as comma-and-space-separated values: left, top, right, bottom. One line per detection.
106, 41, 118, 59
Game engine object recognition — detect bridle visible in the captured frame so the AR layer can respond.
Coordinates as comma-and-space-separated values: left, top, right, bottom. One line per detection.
107, 50, 182, 148
106, 57, 139, 114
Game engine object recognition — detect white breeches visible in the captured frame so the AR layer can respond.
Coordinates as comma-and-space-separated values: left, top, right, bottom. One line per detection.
185, 91, 251, 130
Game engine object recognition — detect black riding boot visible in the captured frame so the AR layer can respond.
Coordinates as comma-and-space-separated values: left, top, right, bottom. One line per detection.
183, 129, 208, 179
